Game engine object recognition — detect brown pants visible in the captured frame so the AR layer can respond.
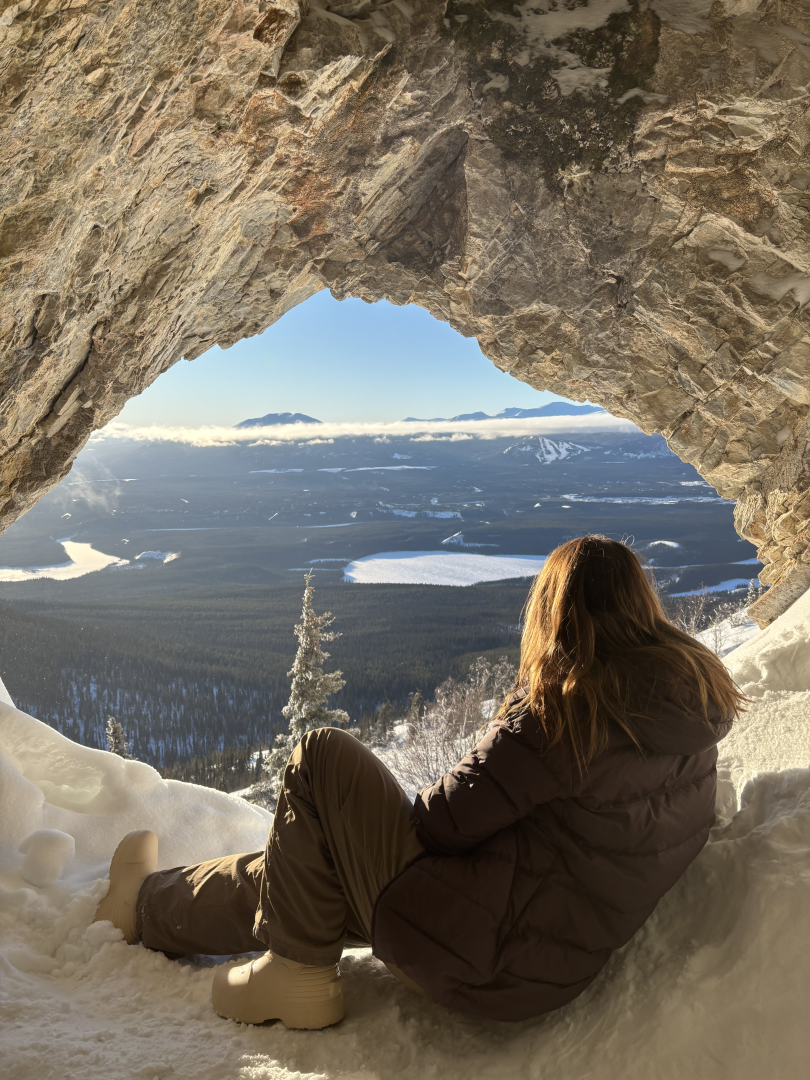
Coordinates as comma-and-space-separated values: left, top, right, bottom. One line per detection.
135, 727, 425, 966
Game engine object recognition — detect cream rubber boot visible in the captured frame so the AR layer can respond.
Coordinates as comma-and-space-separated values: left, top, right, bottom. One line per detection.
212, 951, 344, 1029
94, 830, 158, 944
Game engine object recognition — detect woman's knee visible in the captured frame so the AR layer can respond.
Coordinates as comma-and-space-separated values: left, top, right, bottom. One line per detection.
296, 726, 356, 767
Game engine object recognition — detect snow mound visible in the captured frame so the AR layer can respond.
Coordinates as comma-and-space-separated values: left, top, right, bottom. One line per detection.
2, 590, 810, 1077
0, 703, 271, 869
725, 583, 810, 696
19, 830, 76, 888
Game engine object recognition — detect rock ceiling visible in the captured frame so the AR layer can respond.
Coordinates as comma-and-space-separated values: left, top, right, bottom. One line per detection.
1, 0, 810, 623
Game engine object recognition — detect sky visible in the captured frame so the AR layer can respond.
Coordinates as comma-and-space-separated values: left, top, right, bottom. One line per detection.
116, 290, 577, 427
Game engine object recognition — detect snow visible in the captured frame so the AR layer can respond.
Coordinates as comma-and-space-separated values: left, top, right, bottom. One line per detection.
725, 583, 810, 698
343, 551, 547, 586
0, 541, 128, 583
135, 551, 180, 564
560, 494, 723, 505
2, 589, 810, 1077
696, 612, 761, 658
441, 532, 498, 549
18, 830, 76, 889
503, 438, 590, 463
671, 577, 757, 597
0, 673, 13, 707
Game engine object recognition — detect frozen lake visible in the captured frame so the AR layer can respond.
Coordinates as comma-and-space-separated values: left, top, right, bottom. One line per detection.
343, 550, 547, 586
0, 541, 128, 582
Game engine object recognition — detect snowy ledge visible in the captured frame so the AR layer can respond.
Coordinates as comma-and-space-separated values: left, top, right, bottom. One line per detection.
1, 591, 810, 1077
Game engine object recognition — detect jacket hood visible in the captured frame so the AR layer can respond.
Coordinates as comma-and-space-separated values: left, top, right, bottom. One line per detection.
623, 664, 734, 757
508, 665, 734, 759
628, 692, 732, 756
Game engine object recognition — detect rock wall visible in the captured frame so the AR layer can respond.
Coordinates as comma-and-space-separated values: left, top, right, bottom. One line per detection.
1, 0, 810, 623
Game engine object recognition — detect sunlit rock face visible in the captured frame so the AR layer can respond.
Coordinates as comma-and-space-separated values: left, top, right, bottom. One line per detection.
1, 0, 809, 622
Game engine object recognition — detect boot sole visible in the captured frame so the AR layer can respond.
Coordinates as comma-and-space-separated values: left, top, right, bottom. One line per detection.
213, 993, 345, 1029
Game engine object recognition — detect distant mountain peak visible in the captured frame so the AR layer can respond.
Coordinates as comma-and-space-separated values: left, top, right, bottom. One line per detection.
235, 412, 322, 429
403, 403, 605, 422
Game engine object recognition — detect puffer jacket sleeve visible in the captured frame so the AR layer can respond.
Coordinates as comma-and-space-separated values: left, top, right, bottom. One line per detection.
413, 714, 571, 855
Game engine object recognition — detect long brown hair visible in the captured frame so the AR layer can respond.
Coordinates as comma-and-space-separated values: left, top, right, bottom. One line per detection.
500, 535, 746, 770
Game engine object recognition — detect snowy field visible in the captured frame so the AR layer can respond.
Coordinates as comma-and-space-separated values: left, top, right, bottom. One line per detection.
343, 551, 547, 586
2, 592, 810, 1078
0, 541, 128, 583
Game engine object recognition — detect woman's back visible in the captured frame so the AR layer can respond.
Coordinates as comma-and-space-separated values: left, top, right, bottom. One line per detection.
373, 673, 733, 1020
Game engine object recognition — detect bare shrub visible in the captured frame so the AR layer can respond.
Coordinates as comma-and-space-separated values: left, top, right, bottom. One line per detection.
670, 589, 709, 636
388, 656, 517, 794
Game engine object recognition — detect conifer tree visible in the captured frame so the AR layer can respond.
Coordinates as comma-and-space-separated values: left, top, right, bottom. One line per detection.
105, 716, 131, 758
746, 578, 763, 609
407, 690, 426, 724
261, 573, 349, 793
282, 571, 349, 738
376, 700, 396, 740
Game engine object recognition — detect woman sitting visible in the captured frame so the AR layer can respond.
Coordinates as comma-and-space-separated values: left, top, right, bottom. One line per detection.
95, 535, 743, 1027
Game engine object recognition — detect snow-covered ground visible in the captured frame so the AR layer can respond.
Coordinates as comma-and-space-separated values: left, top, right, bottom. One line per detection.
671, 577, 759, 597
2, 592, 810, 1078
343, 551, 548, 585
696, 611, 761, 657
0, 541, 128, 583
135, 551, 181, 564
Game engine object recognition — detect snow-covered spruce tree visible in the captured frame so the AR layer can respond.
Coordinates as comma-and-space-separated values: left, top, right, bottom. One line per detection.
257, 573, 349, 799
105, 716, 131, 758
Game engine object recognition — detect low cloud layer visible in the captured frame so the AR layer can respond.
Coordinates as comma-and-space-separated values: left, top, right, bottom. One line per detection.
94, 413, 640, 448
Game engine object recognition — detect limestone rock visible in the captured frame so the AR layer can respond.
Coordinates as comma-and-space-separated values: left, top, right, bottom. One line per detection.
1, 0, 810, 623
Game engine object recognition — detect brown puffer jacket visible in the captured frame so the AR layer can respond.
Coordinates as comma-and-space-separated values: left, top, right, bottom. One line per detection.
372, 672, 733, 1021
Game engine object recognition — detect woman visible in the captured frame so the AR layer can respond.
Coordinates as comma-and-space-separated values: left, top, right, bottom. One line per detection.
95, 535, 743, 1028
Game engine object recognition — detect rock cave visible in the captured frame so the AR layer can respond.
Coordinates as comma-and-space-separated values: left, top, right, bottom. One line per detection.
1, 0, 810, 624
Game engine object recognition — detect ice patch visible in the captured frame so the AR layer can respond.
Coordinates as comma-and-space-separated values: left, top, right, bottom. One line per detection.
558, 494, 724, 505
749, 271, 810, 308
134, 551, 180, 564
441, 532, 499, 549
0, 542, 128, 582
707, 248, 746, 272
344, 551, 546, 586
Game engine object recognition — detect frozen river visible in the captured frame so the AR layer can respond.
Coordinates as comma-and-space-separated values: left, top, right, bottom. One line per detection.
0, 541, 128, 582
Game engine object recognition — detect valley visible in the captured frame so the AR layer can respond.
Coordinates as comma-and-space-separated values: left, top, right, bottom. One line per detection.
0, 418, 760, 771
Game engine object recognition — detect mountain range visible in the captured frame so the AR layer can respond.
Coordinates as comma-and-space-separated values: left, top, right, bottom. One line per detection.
236, 403, 604, 428
403, 403, 604, 422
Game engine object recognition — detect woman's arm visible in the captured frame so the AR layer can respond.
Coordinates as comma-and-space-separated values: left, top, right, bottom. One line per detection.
412, 717, 570, 855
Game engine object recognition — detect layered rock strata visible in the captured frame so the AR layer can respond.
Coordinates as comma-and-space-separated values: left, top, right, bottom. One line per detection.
2, 0, 810, 623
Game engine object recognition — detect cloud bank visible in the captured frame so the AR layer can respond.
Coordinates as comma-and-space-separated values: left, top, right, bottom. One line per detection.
93, 413, 641, 448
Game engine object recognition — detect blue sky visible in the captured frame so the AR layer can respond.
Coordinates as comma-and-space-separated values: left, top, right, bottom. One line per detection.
117, 291, 575, 426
